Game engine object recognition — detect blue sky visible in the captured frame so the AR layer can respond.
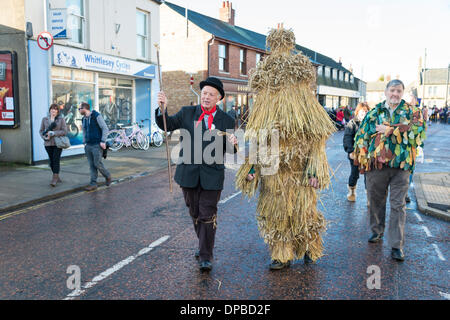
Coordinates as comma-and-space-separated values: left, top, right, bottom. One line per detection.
166, 0, 450, 85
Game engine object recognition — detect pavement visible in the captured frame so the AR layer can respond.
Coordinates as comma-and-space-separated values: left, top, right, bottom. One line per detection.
0, 136, 180, 214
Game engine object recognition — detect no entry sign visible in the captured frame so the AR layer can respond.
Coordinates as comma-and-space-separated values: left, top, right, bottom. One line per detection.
37, 31, 54, 50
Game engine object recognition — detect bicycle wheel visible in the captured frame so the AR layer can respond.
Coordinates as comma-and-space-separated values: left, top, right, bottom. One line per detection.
140, 134, 150, 150
134, 131, 149, 150
152, 131, 163, 147
131, 136, 140, 149
106, 130, 123, 151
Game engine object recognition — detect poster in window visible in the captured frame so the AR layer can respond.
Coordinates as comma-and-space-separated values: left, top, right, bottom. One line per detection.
0, 51, 19, 128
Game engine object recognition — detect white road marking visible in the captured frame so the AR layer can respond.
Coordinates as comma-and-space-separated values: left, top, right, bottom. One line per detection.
422, 225, 432, 237
64, 235, 170, 300
414, 212, 424, 222
219, 191, 242, 204
432, 244, 446, 261
439, 292, 450, 300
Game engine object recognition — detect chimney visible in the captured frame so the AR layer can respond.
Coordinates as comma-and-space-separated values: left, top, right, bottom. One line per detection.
219, 1, 235, 25
386, 75, 392, 82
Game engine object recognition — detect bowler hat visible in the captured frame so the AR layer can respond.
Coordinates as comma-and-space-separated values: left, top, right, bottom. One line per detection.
200, 77, 225, 99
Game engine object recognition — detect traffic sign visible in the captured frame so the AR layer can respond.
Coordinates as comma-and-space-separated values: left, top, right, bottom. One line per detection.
37, 31, 54, 50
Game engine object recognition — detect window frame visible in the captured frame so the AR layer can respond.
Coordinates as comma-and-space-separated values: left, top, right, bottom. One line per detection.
256, 53, 261, 66
136, 9, 150, 60
218, 43, 228, 72
240, 48, 247, 75
66, 0, 86, 47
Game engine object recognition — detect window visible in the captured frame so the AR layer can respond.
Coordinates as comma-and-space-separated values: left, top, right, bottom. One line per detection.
428, 86, 432, 96
219, 44, 228, 72
350, 75, 354, 83
136, 10, 149, 59
51, 67, 95, 146
345, 73, 349, 82
332, 69, 338, 80
317, 66, 323, 76
325, 67, 330, 78
339, 71, 344, 81
67, 0, 85, 45
433, 86, 437, 97
256, 53, 261, 65
99, 77, 133, 129
240, 49, 247, 75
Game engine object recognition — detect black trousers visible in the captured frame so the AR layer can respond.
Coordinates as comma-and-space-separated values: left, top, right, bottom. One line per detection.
348, 158, 366, 188
45, 146, 63, 174
182, 184, 222, 261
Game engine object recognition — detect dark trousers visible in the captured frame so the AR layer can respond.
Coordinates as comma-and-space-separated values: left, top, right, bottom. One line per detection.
45, 146, 63, 174
366, 167, 410, 249
348, 159, 366, 188
85, 144, 111, 186
182, 184, 222, 261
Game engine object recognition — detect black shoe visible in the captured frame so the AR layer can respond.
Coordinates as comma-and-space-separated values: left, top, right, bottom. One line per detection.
405, 195, 411, 203
199, 260, 212, 272
269, 260, 291, 270
368, 233, 384, 243
304, 252, 314, 264
391, 248, 405, 262
194, 250, 200, 259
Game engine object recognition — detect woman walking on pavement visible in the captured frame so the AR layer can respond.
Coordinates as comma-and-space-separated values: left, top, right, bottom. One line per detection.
39, 103, 68, 187
343, 102, 369, 202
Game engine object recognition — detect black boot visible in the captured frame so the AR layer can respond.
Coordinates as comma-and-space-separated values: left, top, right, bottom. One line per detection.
269, 260, 291, 270
304, 252, 314, 264
391, 248, 405, 262
368, 233, 384, 243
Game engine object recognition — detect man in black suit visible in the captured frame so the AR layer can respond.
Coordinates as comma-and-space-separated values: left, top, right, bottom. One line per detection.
156, 77, 238, 272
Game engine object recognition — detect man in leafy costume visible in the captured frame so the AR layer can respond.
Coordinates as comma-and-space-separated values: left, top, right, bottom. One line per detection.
353, 79, 426, 262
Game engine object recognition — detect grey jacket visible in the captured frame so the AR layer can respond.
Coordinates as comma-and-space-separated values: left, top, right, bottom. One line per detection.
39, 115, 68, 147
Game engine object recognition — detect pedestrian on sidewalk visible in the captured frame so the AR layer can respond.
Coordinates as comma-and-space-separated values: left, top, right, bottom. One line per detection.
343, 102, 369, 202
79, 102, 112, 191
353, 80, 427, 262
39, 103, 68, 187
156, 77, 238, 272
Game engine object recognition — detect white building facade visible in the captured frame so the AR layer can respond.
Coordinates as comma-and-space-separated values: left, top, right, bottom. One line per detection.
1, 0, 162, 162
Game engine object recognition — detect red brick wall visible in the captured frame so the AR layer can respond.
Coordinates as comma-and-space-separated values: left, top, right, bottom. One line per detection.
162, 70, 208, 114
208, 41, 262, 81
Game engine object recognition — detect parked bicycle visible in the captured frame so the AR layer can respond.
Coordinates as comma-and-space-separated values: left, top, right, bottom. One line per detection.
105, 122, 149, 151
140, 119, 164, 147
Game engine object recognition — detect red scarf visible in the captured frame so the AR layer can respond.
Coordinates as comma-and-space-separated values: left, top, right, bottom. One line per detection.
196, 105, 217, 130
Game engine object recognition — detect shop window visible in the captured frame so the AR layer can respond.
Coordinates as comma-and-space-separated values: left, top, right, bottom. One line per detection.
99, 77, 133, 129
240, 49, 247, 75
52, 78, 94, 146
73, 69, 94, 82
219, 44, 228, 72
136, 10, 149, 59
226, 95, 236, 111
67, 0, 85, 45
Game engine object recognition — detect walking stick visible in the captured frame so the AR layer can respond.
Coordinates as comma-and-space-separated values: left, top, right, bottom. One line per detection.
155, 43, 173, 193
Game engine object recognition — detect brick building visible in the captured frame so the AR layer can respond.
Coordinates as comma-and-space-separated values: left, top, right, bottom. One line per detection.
160, 1, 364, 118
